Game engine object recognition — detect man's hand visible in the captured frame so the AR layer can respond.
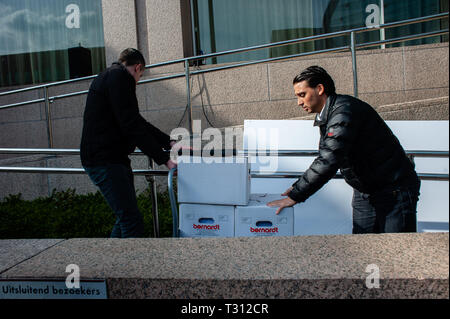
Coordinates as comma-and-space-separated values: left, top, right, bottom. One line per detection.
267, 187, 296, 215
165, 159, 177, 170
169, 140, 178, 148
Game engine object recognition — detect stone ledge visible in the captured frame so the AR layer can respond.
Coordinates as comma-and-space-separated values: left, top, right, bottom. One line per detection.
107, 278, 449, 299
0, 239, 65, 274
0, 233, 448, 299
375, 96, 449, 112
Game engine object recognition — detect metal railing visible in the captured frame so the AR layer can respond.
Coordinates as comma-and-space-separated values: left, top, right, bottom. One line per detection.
3, 148, 446, 238
0, 148, 167, 238
0, 12, 448, 144
241, 150, 450, 181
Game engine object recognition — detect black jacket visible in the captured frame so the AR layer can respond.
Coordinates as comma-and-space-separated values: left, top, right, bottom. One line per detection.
80, 62, 171, 167
289, 94, 420, 203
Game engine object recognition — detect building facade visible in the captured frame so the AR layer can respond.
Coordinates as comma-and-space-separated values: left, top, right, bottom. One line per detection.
0, 0, 448, 88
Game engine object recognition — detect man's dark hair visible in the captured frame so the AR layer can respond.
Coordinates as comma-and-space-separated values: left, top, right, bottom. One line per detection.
293, 66, 336, 95
118, 48, 146, 66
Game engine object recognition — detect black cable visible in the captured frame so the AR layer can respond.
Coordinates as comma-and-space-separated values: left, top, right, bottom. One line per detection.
195, 65, 215, 128
175, 70, 195, 128
175, 65, 217, 132
176, 103, 189, 128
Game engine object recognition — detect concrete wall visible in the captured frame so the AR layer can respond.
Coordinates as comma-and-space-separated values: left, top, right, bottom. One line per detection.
0, 0, 448, 199
101, 0, 139, 66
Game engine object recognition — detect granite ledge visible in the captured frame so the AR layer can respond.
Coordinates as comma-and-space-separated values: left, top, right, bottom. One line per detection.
0, 233, 448, 299
0, 239, 65, 274
106, 278, 449, 299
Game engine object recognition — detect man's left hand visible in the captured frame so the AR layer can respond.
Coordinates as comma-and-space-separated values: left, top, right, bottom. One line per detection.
267, 197, 297, 215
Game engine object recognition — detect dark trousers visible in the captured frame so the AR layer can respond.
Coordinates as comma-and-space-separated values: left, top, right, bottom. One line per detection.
352, 184, 420, 234
84, 164, 145, 238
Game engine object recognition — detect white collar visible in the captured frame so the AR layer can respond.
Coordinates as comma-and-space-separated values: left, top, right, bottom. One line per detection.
316, 103, 326, 121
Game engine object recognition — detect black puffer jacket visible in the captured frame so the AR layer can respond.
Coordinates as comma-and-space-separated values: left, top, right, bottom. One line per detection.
288, 94, 420, 203
80, 62, 171, 167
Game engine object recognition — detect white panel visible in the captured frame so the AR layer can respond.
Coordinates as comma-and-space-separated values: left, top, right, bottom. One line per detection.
416, 180, 449, 232
293, 180, 353, 235
386, 121, 449, 151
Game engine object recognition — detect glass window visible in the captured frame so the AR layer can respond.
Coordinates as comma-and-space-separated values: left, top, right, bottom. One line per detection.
0, 0, 106, 88
192, 0, 447, 65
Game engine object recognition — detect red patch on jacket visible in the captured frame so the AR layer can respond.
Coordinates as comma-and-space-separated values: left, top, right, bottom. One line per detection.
327, 132, 334, 137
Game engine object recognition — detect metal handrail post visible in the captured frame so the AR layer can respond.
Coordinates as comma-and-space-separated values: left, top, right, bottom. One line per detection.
185, 60, 193, 135
167, 168, 179, 238
350, 31, 358, 98
43, 87, 54, 148
146, 159, 160, 238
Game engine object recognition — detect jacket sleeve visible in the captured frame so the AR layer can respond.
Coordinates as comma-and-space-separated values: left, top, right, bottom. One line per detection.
106, 69, 170, 165
143, 121, 173, 151
288, 107, 358, 203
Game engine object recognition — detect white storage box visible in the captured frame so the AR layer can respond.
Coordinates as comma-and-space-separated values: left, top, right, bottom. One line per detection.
235, 194, 294, 237
177, 156, 250, 205
179, 203, 235, 237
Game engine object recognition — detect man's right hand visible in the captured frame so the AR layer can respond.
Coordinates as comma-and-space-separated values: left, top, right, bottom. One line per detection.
165, 159, 177, 170
266, 187, 296, 215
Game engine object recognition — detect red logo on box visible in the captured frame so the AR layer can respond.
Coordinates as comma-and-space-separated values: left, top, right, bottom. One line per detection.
193, 224, 220, 230
250, 227, 279, 233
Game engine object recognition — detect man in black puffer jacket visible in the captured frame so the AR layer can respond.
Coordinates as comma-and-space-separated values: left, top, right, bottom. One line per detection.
268, 66, 420, 233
